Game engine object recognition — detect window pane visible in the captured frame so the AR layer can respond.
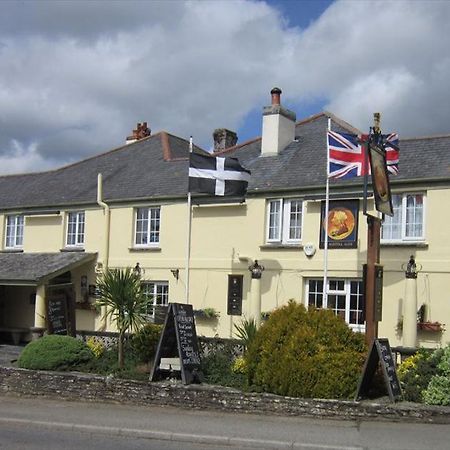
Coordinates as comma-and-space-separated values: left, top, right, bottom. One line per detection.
382, 194, 402, 240
288, 200, 302, 240
405, 194, 423, 238
268, 200, 281, 241
308, 279, 323, 308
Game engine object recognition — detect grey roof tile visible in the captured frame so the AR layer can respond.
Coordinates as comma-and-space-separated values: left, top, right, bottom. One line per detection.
0, 112, 449, 210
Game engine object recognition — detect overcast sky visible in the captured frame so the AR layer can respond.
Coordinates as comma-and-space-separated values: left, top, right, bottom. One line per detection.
1, 0, 449, 175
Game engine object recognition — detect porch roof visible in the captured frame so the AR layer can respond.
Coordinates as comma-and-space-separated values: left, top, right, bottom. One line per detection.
0, 252, 97, 285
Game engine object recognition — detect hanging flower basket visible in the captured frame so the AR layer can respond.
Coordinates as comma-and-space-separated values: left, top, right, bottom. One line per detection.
417, 321, 445, 332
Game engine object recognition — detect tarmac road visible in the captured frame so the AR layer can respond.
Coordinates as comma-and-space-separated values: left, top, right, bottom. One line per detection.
0, 394, 449, 450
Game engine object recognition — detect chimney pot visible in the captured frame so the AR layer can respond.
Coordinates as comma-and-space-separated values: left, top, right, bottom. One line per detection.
271, 87, 282, 105
213, 128, 238, 151
126, 122, 151, 144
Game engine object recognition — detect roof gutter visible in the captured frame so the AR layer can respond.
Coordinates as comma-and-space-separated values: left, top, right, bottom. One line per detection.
97, 173, 110, 331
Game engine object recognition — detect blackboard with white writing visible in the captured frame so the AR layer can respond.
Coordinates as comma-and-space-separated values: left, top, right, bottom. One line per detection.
355, 338, 402, 402
150, 303, 203, 384
46, 294, 68, 335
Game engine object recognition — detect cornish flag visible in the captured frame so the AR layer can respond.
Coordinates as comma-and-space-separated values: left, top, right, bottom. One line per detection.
189, 153, 251, 196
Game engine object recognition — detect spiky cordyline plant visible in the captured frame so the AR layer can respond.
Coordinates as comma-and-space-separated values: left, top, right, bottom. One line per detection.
96, 267, 150, 369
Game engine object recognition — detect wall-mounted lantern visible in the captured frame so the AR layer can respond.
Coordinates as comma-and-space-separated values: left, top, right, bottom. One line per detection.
170, 269, 180, 280
403, 255, 421, 279
249, 260, 265, 279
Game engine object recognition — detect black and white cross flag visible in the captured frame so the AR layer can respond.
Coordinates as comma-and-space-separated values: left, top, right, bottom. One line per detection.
189, 153, 251, 196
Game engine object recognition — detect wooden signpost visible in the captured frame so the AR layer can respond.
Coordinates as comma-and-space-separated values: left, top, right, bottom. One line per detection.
150, 303, 203, 385
355, 338, 402, 402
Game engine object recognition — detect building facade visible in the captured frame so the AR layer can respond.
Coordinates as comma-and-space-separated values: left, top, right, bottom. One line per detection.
0, 90, 449, 349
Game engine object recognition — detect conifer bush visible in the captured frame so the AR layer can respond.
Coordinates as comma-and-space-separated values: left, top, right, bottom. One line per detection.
18, 335, 93, 371
131, 323, 163, 363
246, 301, 366, 399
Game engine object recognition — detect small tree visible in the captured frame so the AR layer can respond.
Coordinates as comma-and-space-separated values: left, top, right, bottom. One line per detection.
96, 267, 149, 369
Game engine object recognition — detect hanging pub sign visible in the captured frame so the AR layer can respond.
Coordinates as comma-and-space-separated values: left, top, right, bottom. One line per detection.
320, 199, 359, 249
368, 143, 394, 217
355, 338, 402, 402
150, 303, 203, 385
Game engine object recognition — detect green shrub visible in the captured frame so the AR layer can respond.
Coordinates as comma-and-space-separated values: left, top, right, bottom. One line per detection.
18, 335, 93, 371
131, 324, 163, 363
233, 317, 257, 349
201, 351, 246, 389
422, 346, 450, 405
398, 348, 443, 403
246, 301, 367, 399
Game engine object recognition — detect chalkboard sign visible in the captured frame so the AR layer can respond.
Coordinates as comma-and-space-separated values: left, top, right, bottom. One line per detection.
150, 303, 203, 384
47, 294, 68, 335
46, 284, 76, 337
355, 338, 402, 402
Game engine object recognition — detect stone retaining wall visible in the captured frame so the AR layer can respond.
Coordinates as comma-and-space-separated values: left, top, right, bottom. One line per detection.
1, 366, 450, 423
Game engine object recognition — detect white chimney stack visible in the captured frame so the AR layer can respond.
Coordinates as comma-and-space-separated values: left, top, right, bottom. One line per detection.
261, 87, 296, 157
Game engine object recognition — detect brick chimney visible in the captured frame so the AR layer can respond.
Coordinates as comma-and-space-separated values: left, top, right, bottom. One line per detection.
261, 88, 296, 156
126, 122, 151, 144
213, 128, 238, 151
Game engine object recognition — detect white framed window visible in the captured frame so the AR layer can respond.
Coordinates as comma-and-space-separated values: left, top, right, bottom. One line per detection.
135, 207, 161, 247
142, 281, 169, 318
266, 198, 303, 244
305, 278, 365, 332
66, 211, 85, 247
5, 214, 24, 249
381, 193, 425, 242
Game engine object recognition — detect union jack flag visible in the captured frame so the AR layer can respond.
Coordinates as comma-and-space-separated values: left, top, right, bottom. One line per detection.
327, 130, 399, 179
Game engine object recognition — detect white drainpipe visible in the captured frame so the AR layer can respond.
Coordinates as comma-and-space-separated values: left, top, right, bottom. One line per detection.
97, 173, 111, 330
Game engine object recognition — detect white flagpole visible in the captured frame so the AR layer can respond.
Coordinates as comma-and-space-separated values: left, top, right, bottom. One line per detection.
323, 119, 331, 309
185, 137, 193, 304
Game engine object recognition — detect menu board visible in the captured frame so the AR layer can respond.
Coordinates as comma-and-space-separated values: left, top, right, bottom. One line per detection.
150, 303, 203, 384
47, 294, 68, 335
355, 338, 402, 402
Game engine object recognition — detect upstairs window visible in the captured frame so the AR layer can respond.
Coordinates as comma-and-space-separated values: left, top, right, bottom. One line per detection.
382, 193, 425, 242
5, 214, 24, 249
135, 207, 160, 247
266, 199, 303, 244
66, 211, 85, 247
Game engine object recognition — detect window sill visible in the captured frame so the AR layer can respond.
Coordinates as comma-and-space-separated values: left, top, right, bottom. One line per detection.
1, 248, 24, 253
260, 244, 302, 250
129, 247, 161, 252
381, 241, 428, 248
60, 247, 85, 252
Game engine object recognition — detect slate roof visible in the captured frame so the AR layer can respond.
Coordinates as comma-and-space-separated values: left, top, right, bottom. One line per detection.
0, 112, 449, 211
0, 252, 97, 284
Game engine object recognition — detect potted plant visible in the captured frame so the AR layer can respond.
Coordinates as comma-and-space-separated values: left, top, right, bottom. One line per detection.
193, 308, 220, 319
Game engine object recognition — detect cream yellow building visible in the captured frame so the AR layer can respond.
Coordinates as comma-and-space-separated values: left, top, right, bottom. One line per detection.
0, 88, 448, 349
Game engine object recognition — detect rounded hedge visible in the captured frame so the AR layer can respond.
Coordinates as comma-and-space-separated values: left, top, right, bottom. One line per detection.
246, 301, 367, 399
131, 323, 163, 363
18, 335, 93, 371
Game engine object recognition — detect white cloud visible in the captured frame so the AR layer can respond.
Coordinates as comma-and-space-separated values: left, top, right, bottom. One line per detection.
0, 0, 449, 174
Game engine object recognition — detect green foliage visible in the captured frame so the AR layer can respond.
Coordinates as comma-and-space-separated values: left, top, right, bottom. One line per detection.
86, 337, 105, 359
423, 376, 450, 405
398, 348, 443, 403
18, 335, 93, 371
233, 317, 257, 349
131, 323, 163, 363
201, 351, 246, 389
96, 267, 151, 368
246, 301, 367, 399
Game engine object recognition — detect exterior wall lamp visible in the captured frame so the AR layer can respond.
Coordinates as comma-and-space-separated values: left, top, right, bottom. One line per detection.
133, 262, 144, 277
249, 260, 265, 279
403, 255, 421, 279
170, 269, 180, 280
